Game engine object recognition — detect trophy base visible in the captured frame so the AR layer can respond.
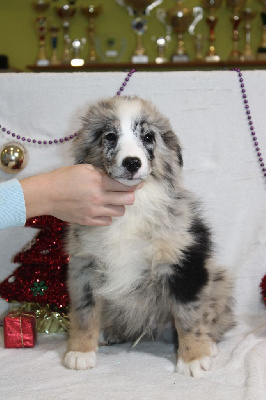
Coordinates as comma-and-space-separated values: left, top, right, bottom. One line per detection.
240, 54, 255, 61
155, 57, 168, 64
106, 50, 118, 58
228, 51, 241, 61
131, 54, 149, 64
205, 54, 220, 63
36, 59, 50, 67
172, 54, 189, 63
86, 58, 97, 63
257, 48, 266, 60
50, 60, 60, 66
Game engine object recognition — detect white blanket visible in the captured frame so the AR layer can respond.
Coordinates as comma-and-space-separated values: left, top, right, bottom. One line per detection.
0, 71, 265, 398
0, 315, 266, 400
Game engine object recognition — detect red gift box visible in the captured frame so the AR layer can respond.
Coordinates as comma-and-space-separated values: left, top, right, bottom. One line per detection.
4, 311, 37, 348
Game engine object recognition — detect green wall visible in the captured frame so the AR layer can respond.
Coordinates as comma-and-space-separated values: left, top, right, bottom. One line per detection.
0, 0, 264, 71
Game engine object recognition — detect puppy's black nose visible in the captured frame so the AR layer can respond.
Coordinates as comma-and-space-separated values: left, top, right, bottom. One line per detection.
122, 157, 141, 174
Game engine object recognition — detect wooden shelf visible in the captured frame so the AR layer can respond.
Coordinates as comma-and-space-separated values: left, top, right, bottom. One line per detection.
27, 60, 266, 72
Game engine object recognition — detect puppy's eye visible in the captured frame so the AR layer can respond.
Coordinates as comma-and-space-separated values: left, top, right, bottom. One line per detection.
105, 132, 117, 142
143, 132, 155, 143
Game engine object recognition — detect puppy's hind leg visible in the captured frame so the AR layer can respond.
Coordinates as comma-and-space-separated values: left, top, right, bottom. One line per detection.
63, 258, 101, 370
167, 259, 219, 378
170, 264, 234, 378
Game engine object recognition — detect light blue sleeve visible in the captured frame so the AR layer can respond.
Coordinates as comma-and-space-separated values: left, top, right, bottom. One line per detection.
0, 179, 26, 230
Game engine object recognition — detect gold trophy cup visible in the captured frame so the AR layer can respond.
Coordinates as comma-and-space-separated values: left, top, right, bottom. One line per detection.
116, 0, 163, 63
32, 0, 50, 66
156, 8, 172, 63
56, 4, 76, 64
163, 1, 203, 62
153, 36, 169, 64
50, 25, 60, 65
81, 5, 103, 63
226, 0, 246, 61
257, 0, 266, 59
71, 38, 86, 67
241, 8, 256, 60
202, 0, 223, 62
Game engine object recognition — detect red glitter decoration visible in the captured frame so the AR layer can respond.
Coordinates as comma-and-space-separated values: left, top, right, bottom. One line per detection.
0, 216, 70, 308
260, 274, 266, 306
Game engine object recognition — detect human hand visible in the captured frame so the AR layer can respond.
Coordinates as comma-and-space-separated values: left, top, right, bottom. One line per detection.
20, 165, 143, 226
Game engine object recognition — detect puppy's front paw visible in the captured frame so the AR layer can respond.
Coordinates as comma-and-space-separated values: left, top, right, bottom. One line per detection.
63, 351, 96, 370
176, 356, 211, 379
176, 341, 219, 378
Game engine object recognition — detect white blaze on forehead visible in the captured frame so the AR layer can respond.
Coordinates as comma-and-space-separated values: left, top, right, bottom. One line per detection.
115, 100, 148, 171
116, 99, 142, 135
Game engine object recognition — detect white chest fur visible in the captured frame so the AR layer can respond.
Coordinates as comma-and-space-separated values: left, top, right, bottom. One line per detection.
73, 178, 191, 300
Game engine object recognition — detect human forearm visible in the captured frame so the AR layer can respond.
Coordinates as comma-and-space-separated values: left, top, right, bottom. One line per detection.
19, 173, 52, 219
19, 165, 142, 226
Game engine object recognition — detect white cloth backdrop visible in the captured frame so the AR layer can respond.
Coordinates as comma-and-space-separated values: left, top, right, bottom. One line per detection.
0, 71, 265, 399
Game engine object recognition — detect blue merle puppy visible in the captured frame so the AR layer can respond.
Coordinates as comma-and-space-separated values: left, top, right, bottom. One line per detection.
63, 95, 235, 378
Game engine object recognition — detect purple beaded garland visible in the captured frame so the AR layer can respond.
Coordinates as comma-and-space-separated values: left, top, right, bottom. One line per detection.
1, 124, 78, 146
116, 68, 136, 96
233, 67, 266, 178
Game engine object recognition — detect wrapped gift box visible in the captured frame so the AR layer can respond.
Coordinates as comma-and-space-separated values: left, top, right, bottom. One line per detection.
4, 311, 37, 348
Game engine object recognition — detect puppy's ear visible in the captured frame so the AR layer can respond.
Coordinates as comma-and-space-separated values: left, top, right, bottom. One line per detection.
162, 130, 183, 168
70, 126, 103, 168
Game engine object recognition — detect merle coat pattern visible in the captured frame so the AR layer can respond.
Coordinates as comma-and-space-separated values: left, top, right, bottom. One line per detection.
64, 96, 235, 378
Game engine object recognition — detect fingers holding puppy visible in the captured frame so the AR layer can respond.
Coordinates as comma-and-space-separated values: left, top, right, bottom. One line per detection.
74, 165, 142, 226
20, 164, 142, 226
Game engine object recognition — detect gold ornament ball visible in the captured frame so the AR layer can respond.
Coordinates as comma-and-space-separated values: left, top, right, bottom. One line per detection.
0, 142, 28, 173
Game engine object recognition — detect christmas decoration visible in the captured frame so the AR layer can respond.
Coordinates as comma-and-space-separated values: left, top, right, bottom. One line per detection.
0, 142, 28, 173
9, 303, 70, 334
232, 68, 266, 179
0, 125, 78, 146
0, 215, 70, 309
260, 275, 266, 306
4, 311, 37, 348
232, 69, 266, 306
116, 68, 136, 95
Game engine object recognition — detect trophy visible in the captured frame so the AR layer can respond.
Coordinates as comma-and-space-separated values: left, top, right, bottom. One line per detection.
70, 38, 86, 66
257, 0, 266, 60
56, 3, 76, 64
115, 0, 163, 63
160, 1, 203, 62
50, 25, 60, 65
202, 0, 223, 62
32, 0, 50, 66
241, 8, 256, 60
190, 8, 204, 61
226, 0, 246, 61
156, 8, 172, 63
194, 33, 204, 61
153, 36, 169, 63
81, 5, 103, 63
95, 33, 127, 62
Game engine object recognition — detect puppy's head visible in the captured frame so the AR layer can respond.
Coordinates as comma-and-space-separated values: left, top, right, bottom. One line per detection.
72, 96, 183, 186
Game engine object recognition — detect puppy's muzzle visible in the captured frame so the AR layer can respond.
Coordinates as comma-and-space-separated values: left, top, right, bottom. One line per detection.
122, 157, 142, 174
